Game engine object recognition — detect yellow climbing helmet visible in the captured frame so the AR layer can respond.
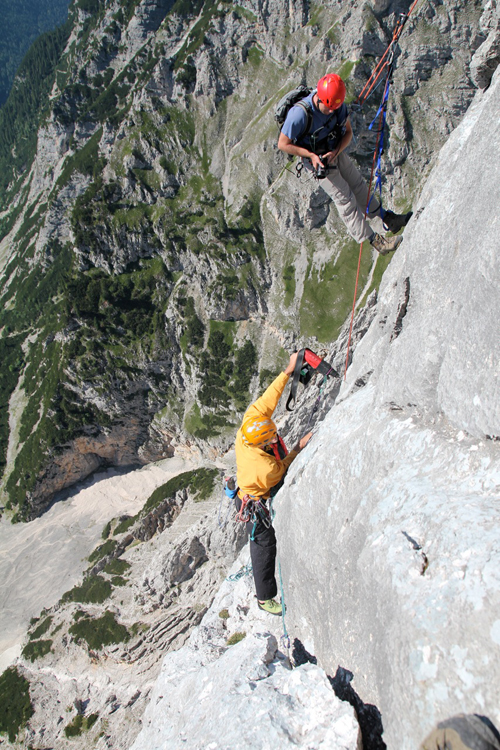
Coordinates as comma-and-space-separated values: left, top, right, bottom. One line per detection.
241, 416, 277, 448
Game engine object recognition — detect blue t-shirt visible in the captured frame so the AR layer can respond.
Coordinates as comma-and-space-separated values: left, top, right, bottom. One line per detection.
281, 92, 348, 152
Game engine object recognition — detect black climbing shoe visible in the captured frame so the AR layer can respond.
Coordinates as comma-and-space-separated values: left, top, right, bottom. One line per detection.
383, 210, 413, 233
370, 232, 403, 256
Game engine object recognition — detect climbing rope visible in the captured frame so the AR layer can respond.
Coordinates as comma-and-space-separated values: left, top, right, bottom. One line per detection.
344, 74, 391, 378
226, 562, 253, 582
343, 0, 424, 379
355, 2, 421, 108
278, 560, 291, 657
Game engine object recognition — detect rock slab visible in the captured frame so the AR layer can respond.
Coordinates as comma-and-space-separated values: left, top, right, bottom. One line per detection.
130, 557, 361, 750
275, 69, 500, 749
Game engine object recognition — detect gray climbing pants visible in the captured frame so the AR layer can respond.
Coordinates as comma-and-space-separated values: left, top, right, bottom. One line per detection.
304, 152, 381, 243
420, 714, 500, 750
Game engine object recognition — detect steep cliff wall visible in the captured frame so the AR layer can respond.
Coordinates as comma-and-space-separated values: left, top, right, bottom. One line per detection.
0, 0, 485, 520
276, 67, 500, 749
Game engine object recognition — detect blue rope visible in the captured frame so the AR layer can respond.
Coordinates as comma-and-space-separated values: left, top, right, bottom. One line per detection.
366, 76, 391, 217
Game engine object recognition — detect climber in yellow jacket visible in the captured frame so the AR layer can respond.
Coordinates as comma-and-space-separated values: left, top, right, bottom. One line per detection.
235, 352, 312, 615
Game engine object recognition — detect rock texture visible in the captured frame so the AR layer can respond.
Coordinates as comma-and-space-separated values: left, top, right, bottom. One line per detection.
275, 67, 500, 749
470, 0, 500, 89
12, 465, 246, 750
130, 550, 361, 750
0, 0, 486, 518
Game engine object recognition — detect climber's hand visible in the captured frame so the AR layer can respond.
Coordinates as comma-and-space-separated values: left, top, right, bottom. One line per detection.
284, 352, 299, 376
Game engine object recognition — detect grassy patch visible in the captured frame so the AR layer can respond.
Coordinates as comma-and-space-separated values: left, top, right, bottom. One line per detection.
227, 632, 246, 646
185, 404, 232, 440
104, 558, 131, 575
0, 667, 34, 742
21, 639, 53, 662
111, 576, 128, 587
69, 610, 130, 650
88, 539, 118, 564
141, 468, 219, 515
299, 238, 372, 342
337, 60, 356, 80
282, 263, 296, 307
29, 616, 53, 640
64, 713, 99, 738
61, 575, 112, 605
246, 46, 264, 66
113, 516, 136, 535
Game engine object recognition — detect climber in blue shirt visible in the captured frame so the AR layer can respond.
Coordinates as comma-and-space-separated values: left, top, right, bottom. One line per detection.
278, 73, 412, 256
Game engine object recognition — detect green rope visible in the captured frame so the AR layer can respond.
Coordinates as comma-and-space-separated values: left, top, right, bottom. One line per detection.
270, 499, 291, 656
226, 563, 253, 582
278, 560, 290, 655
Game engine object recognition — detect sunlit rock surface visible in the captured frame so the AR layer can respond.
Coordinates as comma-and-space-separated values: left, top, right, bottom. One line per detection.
276, 68, 500, 750
130, 553, 361, 750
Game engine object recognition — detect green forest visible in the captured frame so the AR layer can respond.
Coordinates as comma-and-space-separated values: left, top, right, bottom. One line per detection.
0, 0, 70, 106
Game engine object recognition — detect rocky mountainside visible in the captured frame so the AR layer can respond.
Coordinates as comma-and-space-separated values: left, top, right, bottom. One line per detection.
0, 0, 486, 522
130, 50, 500, 750
0, 3, 498, 749
1, 464, 246, 749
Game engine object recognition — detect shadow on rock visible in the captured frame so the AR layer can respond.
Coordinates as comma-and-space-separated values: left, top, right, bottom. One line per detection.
329, 665, 386, 750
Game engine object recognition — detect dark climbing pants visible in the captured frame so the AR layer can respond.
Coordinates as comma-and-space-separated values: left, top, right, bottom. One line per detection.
235, 497, 277, 601
250, 515, 277, 601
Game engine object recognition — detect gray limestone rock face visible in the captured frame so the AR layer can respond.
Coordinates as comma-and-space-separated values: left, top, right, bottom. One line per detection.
130, 554, 361, 750
470, 0, 500, 90
352, 68, 500, 440
274, 70, 500, 750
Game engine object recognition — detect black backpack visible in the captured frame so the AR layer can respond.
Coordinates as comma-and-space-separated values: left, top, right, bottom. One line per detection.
274, 85, 314, 139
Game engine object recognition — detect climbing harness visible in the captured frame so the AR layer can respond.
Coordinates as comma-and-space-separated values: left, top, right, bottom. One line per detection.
286, 348, 338, 411
237, 494, 272, 534
343, 1, 424, 379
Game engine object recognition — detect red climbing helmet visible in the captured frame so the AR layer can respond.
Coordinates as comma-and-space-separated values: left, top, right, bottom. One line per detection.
316, 73, 346, 109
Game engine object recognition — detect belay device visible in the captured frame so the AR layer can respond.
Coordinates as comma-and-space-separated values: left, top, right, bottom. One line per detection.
286, 348, 338, 411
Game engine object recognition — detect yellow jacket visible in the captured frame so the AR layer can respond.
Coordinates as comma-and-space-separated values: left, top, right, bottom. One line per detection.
235, 372, 299, 498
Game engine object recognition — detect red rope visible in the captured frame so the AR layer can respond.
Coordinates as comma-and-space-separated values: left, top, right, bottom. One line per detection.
356, 1, 421, 107
343, 76, 390, 379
